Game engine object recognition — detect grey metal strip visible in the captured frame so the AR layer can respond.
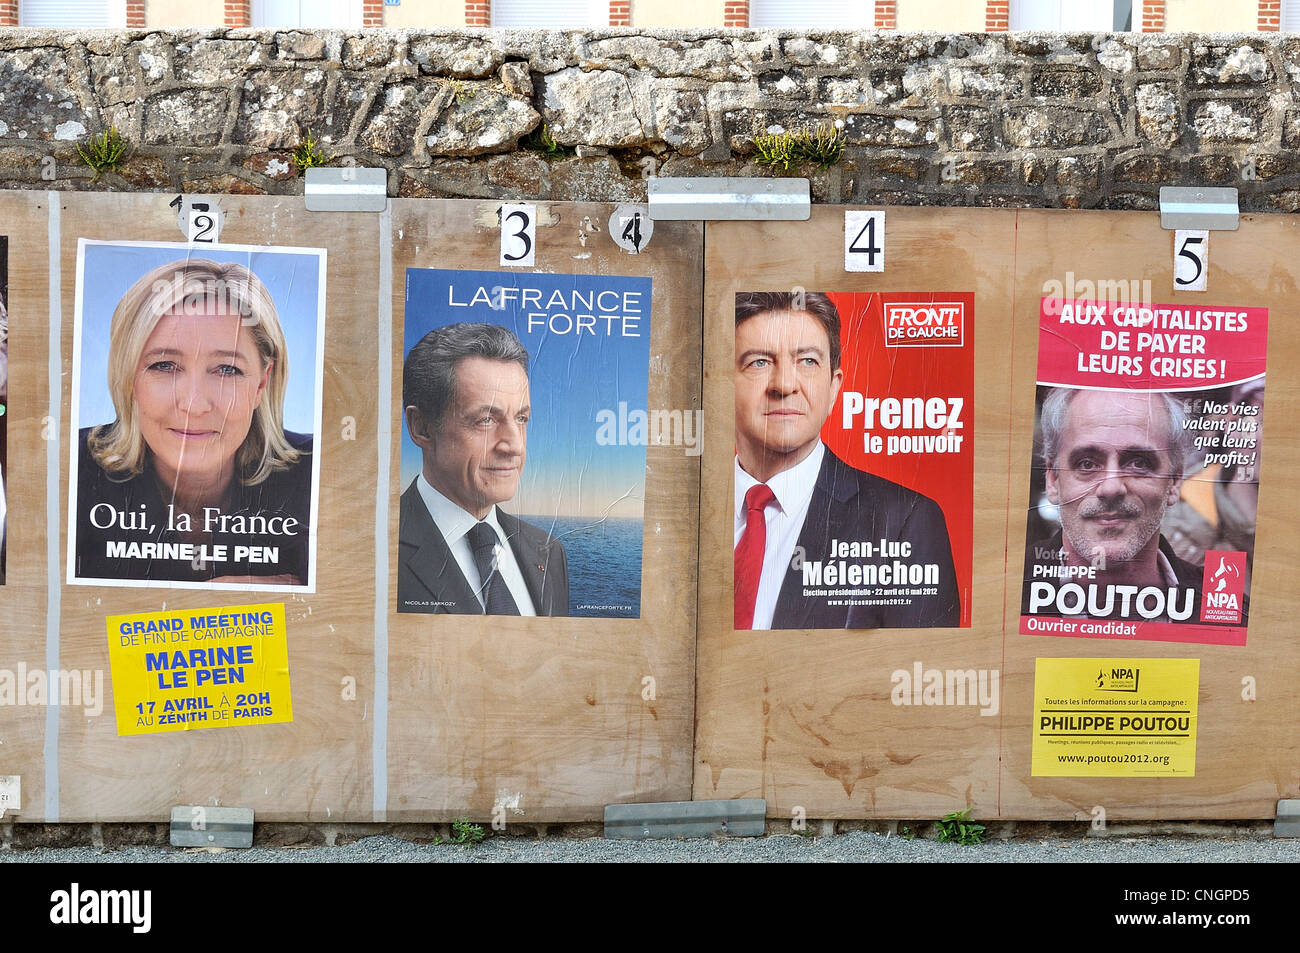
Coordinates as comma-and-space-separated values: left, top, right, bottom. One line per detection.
305, 168, 389, 212
1159, 186, 1240, 230
648, 177, 811, 221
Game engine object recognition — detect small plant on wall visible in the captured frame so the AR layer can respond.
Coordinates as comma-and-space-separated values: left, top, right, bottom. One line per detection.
753, 122, 846, 172
291, 131, 328, 174
523, 124, 574, 160
77, 125, 130, 180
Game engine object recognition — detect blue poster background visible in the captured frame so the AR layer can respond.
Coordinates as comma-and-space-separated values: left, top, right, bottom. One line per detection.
402, 268, 652, 618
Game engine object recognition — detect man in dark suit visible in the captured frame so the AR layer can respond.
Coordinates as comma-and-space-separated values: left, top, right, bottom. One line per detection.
398, 322, 569, 615
733, 291, 960, 630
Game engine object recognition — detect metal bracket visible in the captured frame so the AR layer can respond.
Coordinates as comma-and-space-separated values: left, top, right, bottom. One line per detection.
1275, 799, 1300, 837
170, 806, 254, 848
304, 167, 388, 212
604, 798, 766, 839
648, 177, 810, 221
1159, 186, 1239, 231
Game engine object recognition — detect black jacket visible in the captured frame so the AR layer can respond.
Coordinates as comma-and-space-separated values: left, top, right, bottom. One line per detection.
73, 427, 314, 586
397, 478, 569, 615
765, 448, 962, 629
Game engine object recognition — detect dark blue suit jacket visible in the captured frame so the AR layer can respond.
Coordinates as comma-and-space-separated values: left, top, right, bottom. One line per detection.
765, 447, 962, 629
397, 479, 569, 615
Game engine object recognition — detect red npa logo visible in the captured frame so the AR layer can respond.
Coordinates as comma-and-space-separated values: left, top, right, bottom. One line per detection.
884, 302, 964, 347
1200, 550, 1246, 624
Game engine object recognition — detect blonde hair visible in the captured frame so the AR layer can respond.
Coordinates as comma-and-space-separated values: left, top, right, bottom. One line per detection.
87, 258, 303, 485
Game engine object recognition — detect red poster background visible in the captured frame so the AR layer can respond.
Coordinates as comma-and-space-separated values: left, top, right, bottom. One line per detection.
820, 292, 975, 627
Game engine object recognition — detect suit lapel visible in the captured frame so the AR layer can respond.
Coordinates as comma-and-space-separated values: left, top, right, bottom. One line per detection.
399, 481, 479, 611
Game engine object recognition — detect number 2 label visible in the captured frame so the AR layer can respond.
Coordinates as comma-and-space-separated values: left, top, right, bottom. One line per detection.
845, 210, 884, 273
500, 203, 536, 267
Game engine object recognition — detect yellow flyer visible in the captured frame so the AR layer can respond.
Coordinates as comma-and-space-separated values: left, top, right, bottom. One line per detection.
105, 603, 292, 736
1031, 658, 1198, 777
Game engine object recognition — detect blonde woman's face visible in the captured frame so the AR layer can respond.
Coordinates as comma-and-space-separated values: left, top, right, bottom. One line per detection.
133, 302, 271, 488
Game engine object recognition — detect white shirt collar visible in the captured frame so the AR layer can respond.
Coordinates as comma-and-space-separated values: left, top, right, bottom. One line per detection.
734, 441, 825, 524
417, 474, 508, 547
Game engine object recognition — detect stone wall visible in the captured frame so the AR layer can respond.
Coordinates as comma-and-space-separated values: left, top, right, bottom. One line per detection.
1, 27, 1297, 210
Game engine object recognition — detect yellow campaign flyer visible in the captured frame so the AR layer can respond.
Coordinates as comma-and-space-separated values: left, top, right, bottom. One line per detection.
1031, 658, 1199, 777
105, 603, 292, 736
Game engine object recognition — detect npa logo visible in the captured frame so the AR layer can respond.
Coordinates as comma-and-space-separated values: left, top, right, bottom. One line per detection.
884, 302, 964, 347
1200, 550, 1246, 624
1096, 667, 1140, 692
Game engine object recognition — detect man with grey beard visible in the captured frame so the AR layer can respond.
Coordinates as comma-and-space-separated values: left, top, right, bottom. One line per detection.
1023, 386, 1203, 622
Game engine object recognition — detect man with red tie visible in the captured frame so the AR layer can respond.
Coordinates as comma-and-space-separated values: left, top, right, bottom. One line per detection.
733, 291, 960, 631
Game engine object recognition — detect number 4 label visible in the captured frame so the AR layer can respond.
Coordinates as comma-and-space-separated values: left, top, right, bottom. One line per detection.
1174, 229, 1208, 292
500, 203, 536, 267
845, 210, 884, 273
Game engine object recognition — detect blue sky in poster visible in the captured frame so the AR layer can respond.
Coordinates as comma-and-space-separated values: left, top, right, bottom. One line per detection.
401, 268, 653, 519
76, 242, 323, 435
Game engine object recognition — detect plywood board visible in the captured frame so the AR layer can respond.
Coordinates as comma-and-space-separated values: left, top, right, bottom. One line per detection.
0, 192, 53, 821
385, 200, 701, 822
54, 193, 378, 822
696, 206, 1017, 819
998, 210, 1300, 820
699, 206, 1300, 820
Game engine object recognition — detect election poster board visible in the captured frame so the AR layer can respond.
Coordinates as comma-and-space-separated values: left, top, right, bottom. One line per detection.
67, 239, 327, 592
397, 267, 652, 619
1031, 657, 1199, 777
1021, 297, 1267, 647
105, 603, 293, 736
732, 290, 972, 630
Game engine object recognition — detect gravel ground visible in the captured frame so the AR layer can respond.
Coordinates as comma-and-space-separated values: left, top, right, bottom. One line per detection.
4, 830, 1300, 862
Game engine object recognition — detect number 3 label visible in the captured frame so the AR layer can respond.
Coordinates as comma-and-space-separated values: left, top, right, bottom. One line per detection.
1174, 229, 1208, 292
500, 203, 536, 267
845, 210, 884, 273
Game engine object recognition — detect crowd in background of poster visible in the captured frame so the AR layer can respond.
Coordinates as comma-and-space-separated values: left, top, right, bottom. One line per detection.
397, 267, 652, 618
1021, 297, 1267, 647
732, 290, 973, 631
68, 239, 327, 592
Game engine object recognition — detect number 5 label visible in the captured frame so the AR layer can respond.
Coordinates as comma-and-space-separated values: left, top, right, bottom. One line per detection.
1174, 229, 1208, 292
845, 210, 884, 273
500, 203, 536, 267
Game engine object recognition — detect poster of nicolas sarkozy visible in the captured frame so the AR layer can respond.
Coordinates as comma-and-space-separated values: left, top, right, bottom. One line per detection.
732, 291, 973, 631
68, 239, 327, 592
398, 267, 652, 618
1021, 295, 1268, 647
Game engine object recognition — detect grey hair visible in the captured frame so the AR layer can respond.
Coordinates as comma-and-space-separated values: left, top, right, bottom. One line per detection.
1040, 386, 1191, 479
403, 322, 530, 425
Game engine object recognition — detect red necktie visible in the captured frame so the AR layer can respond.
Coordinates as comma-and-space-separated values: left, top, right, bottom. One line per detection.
734, 483, 776, 630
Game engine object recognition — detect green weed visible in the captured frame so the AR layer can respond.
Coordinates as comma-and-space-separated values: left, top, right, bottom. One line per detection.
291, 132, 327, 173
77, 125, 129, 179
753, 122, 847, 171
935, 808, 986, 846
